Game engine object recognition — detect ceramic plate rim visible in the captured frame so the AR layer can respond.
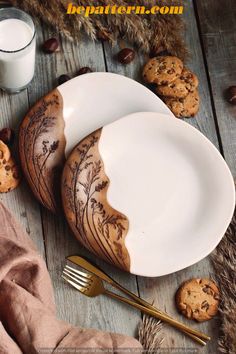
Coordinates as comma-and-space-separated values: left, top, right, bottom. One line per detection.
59, 71, 173, 117
99, 112, 235, 277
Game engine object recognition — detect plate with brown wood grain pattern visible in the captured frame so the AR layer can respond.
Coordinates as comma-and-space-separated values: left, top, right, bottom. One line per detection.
19, 72, 172, 213
62, 112, 235, 276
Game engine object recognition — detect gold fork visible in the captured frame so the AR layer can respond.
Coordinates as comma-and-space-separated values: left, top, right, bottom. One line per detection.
62, 264, 210, 346
66, 256, 210, 345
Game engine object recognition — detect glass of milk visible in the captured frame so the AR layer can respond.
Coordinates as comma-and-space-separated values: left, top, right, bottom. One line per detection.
0, 8, 36, 93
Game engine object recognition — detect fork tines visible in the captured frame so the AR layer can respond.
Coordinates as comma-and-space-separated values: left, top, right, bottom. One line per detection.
62, 265, 91, 292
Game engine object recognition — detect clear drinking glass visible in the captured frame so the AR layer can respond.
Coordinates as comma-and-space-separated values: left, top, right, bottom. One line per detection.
0, 7, 36, 93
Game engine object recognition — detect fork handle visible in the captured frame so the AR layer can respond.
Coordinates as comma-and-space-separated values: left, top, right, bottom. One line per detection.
108, 280, 207, 344
104, 289, 208, 345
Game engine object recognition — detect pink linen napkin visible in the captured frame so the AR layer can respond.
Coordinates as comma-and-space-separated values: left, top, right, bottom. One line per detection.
0, 202, 142, 354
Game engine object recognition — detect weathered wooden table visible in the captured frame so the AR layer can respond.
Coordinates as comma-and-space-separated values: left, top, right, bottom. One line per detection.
0, 1, 235, 353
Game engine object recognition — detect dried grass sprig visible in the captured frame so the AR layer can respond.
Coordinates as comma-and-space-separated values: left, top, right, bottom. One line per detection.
211, 208, 236, 354
9, 0, 187, 60
139, 315, 164, 352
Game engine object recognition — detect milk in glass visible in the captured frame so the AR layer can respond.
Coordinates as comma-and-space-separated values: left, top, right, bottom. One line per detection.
0, 8, 36, 93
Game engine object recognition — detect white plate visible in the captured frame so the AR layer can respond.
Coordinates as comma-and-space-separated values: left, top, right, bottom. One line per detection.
20, 72, 173, 213
59, 72, 173, 156
63, 112, 235, 277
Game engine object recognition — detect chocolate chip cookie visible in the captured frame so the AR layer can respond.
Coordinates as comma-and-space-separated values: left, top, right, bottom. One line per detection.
0, 140, 10, 167
164, 89, 200, 118
156, 67, 199, 98
175, 278, 220, 322
0, 140, 20, 193
143, 56, 184, 85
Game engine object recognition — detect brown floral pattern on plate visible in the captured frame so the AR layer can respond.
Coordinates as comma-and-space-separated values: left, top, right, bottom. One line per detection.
19, 89, 65, 213
62, 129, 130, 271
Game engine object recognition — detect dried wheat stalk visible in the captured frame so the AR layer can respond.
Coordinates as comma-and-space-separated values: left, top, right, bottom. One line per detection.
139, 315, 164, 352
211, 209, 236, 354
9, 0, 188, 59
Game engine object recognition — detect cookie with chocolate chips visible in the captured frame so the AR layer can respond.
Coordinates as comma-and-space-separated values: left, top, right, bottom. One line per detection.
0, 140, 20, 193
164, 89, 200, 118
156, 67, 199, 98
175, 278, 220, 322
142, 56, 184, 85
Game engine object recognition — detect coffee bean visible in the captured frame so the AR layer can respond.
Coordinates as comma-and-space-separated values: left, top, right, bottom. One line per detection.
226, 86, 236, 105
42, 38, 59, 54
0, 128, 15, 146
77, 67, 93, 75
58, 74, 71, 85
117, 48, 135, 64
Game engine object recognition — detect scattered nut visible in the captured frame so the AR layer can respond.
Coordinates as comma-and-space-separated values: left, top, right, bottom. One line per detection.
58, 74, 71, 85
0, 128, 15, 146
226, 86, 236, 105
42, 38, 59, 54
77, 67, 93, 76
117, 48, 135, 64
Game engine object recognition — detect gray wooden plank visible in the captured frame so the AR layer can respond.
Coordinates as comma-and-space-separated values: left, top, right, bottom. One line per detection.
103, 40, 147, 80
194, 0, 236, 177
138, 264, 219, 353
102, 0, 221, 352
0, 0, 45, 253
138, 0, 219, 349
45, 212, 140, 335
26, 24, 141, 336
0, 1, 227, 348
0, 89, 45, 255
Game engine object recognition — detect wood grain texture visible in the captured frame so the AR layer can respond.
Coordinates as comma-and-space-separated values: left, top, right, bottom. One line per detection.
181, 0, 219, 149
129, 0, 220, 352
19, 89, 65, 213
26, 26, 141, 336
105, 1, 219, 354
194, 0, 236, 177
0, 0, 233, 350
62, 129, 130, 271
0, 89, 45, 256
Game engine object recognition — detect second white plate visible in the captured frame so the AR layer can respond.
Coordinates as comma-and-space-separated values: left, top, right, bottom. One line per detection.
59, 72, 173, 156
62, 112, 235, 276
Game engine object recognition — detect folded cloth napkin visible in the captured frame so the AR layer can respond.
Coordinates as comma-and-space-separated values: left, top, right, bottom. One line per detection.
0, 202, 142, 354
